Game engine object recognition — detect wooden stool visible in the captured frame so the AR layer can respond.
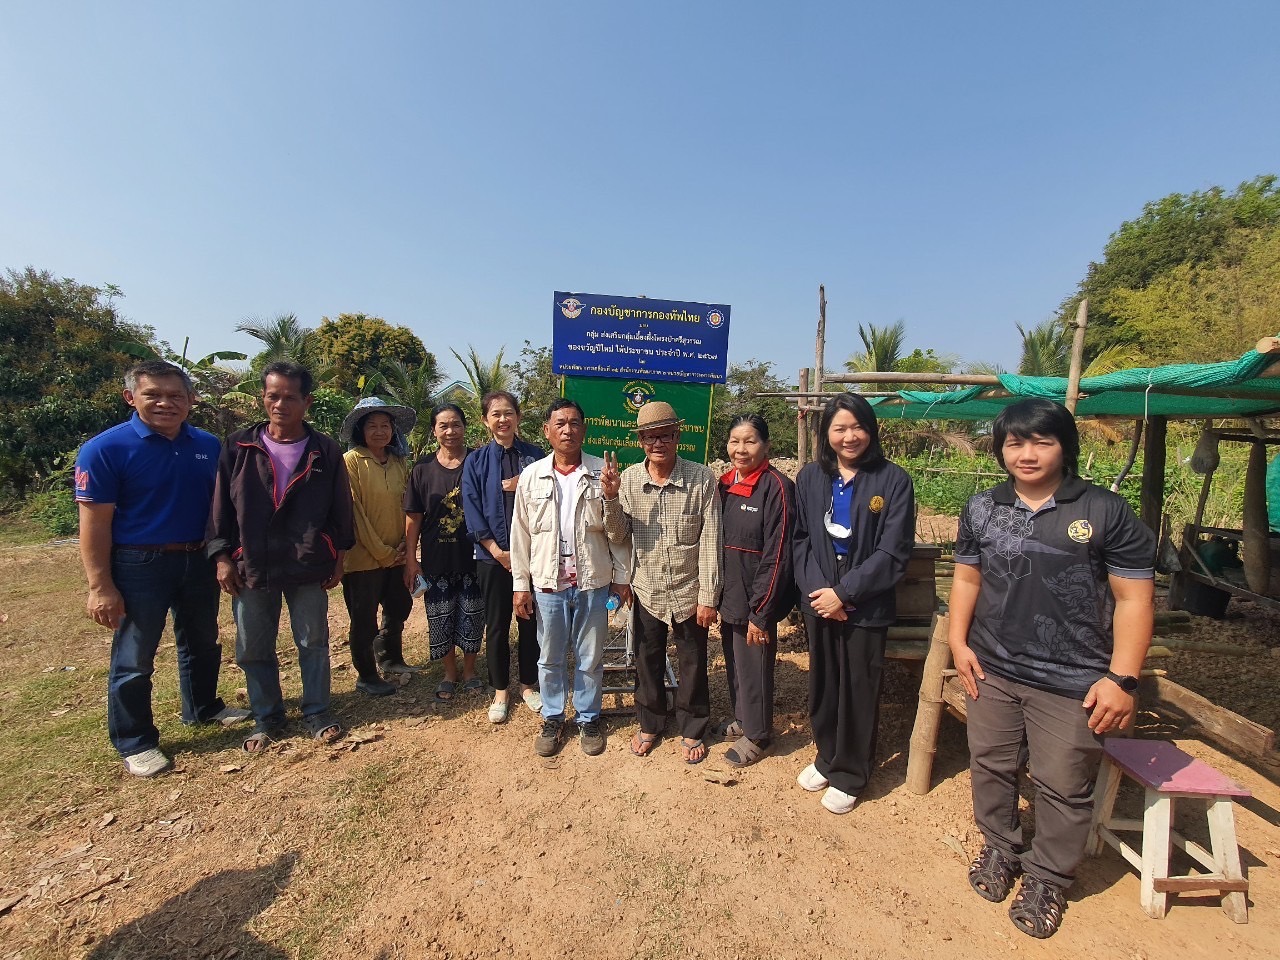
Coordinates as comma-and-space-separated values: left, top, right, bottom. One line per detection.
1086, 738, 1250, 922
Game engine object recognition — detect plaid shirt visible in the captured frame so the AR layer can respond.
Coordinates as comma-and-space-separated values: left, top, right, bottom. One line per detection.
604, 457, 722, 624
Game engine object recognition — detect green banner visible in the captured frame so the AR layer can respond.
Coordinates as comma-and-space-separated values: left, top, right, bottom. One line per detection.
562, 375, 714, 467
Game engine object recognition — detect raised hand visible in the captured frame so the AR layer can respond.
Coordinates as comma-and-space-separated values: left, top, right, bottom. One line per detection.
601, 450, 621, 499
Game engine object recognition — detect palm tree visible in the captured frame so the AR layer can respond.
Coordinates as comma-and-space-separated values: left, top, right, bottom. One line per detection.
236, 312, 319, 370
845, 320, 908, 374
450, 346, 510, 440
1015, 318, 1069, 376
372, 358, 446, 457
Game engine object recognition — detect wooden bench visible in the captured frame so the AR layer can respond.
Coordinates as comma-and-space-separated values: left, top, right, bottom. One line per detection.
1086, 738, 1251, 922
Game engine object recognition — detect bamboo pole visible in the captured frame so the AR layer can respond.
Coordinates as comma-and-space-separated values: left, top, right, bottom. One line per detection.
905, 613, 950, 795
1065, 298, 1089, 414
814, 285, 826, 396
797, 368, 809, 466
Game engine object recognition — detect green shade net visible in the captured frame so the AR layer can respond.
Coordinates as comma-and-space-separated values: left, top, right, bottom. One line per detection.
868, 340, 1280, 422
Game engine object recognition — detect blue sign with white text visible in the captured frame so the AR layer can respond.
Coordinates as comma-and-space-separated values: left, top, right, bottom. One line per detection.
552, 291, 731, 384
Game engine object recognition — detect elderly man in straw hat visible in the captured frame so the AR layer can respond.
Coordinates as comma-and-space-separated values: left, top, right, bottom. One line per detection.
602, 400, 722, 764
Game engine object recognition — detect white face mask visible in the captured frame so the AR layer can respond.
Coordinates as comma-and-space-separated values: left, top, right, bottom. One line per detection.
824, 507, 852, 541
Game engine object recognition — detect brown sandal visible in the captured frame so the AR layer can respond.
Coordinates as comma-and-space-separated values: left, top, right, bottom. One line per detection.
679, 737, 707, 764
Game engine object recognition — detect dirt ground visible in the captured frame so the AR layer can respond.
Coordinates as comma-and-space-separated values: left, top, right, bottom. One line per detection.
2, 536, 1279, 960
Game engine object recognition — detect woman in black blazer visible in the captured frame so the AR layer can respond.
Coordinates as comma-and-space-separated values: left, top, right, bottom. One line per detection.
792, 393, 915, 814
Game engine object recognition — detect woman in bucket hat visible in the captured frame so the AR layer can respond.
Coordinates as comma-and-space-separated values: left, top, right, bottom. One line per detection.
339, 397, 417, 695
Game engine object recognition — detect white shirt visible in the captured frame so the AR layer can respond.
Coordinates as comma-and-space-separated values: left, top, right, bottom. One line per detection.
555, 463, 585, 588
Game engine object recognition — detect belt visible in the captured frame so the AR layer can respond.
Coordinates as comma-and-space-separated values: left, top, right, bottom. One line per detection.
116, 540, 206, 553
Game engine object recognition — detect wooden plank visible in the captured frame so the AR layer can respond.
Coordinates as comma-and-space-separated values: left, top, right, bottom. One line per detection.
1141, 676, 1277, 758
1104, 739, 1252, 796
1152, 876, 1249, 893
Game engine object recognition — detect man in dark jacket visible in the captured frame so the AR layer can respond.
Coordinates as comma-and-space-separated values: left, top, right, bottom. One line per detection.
206, 361, 355, 750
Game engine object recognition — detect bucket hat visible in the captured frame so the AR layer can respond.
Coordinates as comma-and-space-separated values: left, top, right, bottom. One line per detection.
340, 396, 418, 447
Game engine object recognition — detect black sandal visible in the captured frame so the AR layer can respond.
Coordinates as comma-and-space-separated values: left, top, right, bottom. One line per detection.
968, 844, 1022, 903
1008, 876, 1066, 939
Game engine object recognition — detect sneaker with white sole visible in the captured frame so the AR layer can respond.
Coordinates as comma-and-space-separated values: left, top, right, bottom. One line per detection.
821, 786, 858, 814
797, 763, 829, 792
123, 748, 173, 778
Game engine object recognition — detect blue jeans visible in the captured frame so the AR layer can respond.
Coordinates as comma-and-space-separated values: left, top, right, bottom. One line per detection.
233, 582, 331, 728
107, 549, 224, 757
533, 585, 608, 724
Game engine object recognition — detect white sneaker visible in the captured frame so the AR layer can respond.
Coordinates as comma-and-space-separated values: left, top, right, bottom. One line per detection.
797, 763, 829, 792
821, 787, 858, 814
488, 699, 510, 724
123, 748, 173, 778
521, 688, 543, 713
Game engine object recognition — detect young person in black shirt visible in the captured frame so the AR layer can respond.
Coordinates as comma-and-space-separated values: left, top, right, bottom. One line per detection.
949, 398, 1155, 939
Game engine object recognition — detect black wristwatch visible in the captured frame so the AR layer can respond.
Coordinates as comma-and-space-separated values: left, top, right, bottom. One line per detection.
1106, 671, 1139, 693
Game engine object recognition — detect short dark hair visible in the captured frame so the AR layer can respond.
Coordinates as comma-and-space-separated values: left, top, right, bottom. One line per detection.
430, 402, 467, 429
125, 360, 193, 393
817, 393, 884, 476
261, 360, 314, 396
546, 397, 585, 422
481, 390, 521, 417
992, 398, 1080, 477
727, 413, 770, 444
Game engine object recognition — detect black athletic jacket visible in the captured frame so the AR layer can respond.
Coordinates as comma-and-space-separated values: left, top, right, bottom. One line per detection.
718, 462, 796, 630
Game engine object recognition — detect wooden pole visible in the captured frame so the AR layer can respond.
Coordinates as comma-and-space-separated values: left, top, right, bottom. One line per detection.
1065, 298, 1089, 414
1140, 416, 1167, 533
814, 285, 827, 396
797, 368, 809, 465
905, 613, 951, 795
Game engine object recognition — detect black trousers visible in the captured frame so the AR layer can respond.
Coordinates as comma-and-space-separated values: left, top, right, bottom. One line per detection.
721, 620, 778, 745
342, 566, 412, 679
805, 614, 886, 796
476, 560, 539, 690
634, 598, 710, 741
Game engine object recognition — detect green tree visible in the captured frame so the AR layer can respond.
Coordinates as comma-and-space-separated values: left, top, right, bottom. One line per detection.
1061, 175, 1280, 359
236, 312, 320, 371
0, 268, 154, 491
845, 320, 907, 375
505, 340, 556, 444
709, 360, 798, 461
314, 312, 429, 389
450, 345, 510, 445
374, 358, 446, 456
1016, 318, 1069, 376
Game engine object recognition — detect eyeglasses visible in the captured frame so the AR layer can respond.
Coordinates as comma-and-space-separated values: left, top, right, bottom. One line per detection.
639, 431, 679, 447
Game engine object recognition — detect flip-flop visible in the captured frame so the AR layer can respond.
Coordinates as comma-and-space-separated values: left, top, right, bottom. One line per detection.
725, 735, 769, 768
630, 731, 660, 757
303, 714, 342, 743
460, 677, 485, 694
679, 737, 707, 765
434, 680, 456, 702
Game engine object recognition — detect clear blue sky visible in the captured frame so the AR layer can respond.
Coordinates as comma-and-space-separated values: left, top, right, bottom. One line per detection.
3, 1, 1277, 385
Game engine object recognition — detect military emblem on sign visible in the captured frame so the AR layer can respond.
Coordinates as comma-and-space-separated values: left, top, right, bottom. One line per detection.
558, 297, 585, 319
869, 495, 884, 514
622, 380, 656, 414
1068, 519, 1093, 543
706, 309, 725, 328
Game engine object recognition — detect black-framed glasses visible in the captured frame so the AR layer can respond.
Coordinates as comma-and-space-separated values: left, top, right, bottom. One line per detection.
639, 431, 678, 447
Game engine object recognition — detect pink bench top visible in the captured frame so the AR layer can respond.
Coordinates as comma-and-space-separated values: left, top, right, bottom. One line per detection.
1104, 738, 1251, 797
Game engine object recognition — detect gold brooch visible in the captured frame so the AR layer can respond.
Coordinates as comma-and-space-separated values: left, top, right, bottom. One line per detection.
869, 495, 884, 514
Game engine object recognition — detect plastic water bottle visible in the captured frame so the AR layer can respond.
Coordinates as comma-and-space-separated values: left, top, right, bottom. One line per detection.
605, 591, 621, 612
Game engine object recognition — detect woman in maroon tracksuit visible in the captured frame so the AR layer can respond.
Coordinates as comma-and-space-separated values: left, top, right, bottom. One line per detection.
718, 413, 796, 767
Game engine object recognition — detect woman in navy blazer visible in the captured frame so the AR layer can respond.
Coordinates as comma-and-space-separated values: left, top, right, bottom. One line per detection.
793, 393, 915, 814
461, 391, 545, 723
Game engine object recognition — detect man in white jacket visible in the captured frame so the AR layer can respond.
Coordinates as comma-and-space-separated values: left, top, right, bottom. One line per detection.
511, 398, 633, 757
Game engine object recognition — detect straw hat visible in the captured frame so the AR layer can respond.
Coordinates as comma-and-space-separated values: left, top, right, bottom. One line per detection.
631, 401, 684, 433
340, 396, 418, 445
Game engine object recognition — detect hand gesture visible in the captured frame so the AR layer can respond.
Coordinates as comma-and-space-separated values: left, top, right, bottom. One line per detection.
601, 451, 621, 499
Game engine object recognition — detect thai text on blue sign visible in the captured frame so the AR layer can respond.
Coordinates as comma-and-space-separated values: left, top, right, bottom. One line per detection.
552, 291, 731, 384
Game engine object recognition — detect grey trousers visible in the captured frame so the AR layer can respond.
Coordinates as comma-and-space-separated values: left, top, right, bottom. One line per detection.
720, 620, 778, 745
966, 672, 1103, 888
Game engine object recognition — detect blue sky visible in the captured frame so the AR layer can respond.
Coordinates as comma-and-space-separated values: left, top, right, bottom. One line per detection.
2, 2, 1277, 385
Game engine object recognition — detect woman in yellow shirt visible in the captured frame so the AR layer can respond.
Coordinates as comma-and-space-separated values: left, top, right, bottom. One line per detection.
340, 397, 417, 696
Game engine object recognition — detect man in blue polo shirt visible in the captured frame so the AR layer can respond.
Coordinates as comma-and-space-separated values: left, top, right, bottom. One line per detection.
76, 359, 243, 778
948, 398, 1155, 939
